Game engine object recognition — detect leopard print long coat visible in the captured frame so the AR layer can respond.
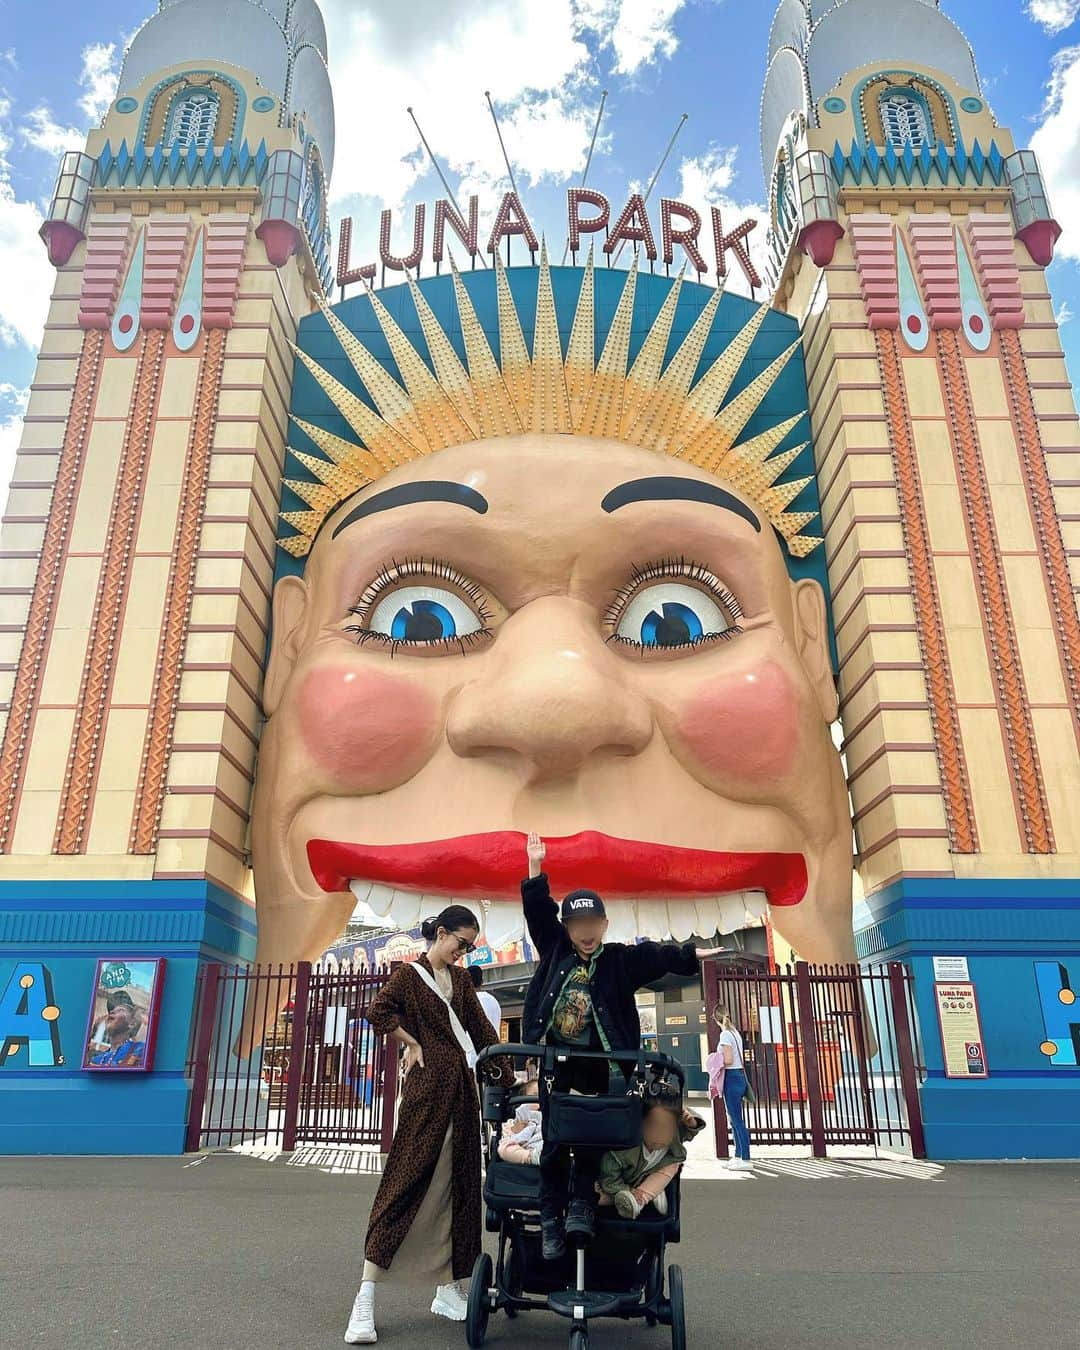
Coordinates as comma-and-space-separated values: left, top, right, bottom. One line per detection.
364, 956, 510, 1280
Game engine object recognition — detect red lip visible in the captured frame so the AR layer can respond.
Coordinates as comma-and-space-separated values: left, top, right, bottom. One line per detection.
307, 831, 806, 907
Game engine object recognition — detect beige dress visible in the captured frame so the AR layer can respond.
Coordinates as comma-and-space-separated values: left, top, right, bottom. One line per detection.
363, 963, 455, 1287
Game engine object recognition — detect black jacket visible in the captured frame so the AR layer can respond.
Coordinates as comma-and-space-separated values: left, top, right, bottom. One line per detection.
521, 873, 700, 1051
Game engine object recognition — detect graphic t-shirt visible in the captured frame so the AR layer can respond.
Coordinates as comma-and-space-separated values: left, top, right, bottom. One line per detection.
90, 1039, 146, 1068
550, 959, 601, 1047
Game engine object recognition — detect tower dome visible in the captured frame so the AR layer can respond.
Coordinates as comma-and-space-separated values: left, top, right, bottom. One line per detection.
117, 0, 335, 176
762, 0, 981, 178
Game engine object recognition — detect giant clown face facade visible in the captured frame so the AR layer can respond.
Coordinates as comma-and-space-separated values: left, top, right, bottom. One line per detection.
252, 253, 854, 988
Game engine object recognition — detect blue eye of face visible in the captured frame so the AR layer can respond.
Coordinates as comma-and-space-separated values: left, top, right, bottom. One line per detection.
368, 586, 483, 644
616, 582, 733, 650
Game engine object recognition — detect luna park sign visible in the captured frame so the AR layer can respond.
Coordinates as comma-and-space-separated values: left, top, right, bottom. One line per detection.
336, 188, 762, 290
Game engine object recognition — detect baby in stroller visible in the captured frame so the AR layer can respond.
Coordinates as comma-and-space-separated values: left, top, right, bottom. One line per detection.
597, 1088, 706, 1220
497, 1078, 544, 1166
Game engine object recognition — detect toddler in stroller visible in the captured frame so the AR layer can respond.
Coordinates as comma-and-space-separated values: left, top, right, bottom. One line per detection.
598, 1090, 706, 1220
497, 1078, 544, 1166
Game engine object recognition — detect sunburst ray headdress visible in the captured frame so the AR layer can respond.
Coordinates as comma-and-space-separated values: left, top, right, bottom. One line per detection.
281, 245, 820, 558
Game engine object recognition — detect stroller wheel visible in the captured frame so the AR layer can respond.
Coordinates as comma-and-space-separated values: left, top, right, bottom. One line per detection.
668, 1265, 686, 1350
466, 1252, 494, 1349
569, 1329, 588, 1350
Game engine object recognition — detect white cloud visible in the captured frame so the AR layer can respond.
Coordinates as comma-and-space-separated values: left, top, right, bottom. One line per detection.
0, 382, 29, 504
323, 1, 599, 212
675, 144, 769, 297
78, 41, 120, 124
1026, 1, 1080, 34
1031, 44, 1080, 263
0, 100, 55, 349
609, 0, 690, 76
20, 105, 81, 158
1056, 298, 1074, 324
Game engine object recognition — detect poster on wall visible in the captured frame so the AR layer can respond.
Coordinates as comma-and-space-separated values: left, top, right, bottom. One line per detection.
82, 959, 166, 1072
934, 980, 988, 1079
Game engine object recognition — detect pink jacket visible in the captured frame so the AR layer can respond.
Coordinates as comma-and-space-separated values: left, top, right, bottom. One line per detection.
705, 1050, 726, 1100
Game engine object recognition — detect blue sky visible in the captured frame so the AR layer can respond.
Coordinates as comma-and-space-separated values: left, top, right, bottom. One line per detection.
2, 0, 1079, 489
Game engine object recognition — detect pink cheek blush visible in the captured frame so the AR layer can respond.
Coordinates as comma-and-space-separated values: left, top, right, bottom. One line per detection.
676, 661, 802, 783
296, 665, 441, 789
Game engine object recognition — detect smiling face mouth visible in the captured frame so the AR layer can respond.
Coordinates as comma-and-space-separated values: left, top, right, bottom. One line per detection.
306, 830, 806, 943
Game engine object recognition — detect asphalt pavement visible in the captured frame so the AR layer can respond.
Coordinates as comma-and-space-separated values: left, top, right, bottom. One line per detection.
2, 1151, 1078, 1350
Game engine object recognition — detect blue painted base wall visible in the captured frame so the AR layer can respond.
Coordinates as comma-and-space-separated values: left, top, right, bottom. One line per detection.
856, 878, 1080, 1160
0, 881, 256, 1155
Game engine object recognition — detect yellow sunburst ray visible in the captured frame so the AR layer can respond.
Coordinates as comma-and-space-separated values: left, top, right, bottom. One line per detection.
364, 287, 476, 450
317, 299, 431, 453
493, 250, 532, 426
530, 243, 572, 434
449, 254, 521, 438
621, 268, 685, 437
564, 245, 595, 424
289, 415, 386, 484
290, 345, 418, 472
624, 286, 723, 454
288, 448, 370, 503
405, 272, 479, 434
710, 339, 802, 451
576, 256, 638, 439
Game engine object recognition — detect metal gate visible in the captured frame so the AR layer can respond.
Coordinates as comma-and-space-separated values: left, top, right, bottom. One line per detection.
701, 961, 926, 1159
185, 962, 399, 1152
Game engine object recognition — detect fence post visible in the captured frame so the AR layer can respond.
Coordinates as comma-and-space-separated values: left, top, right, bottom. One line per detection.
282, 962, 312, 1153
793, 962, 828, 1158
887, 961, 927, 1159
185, 963, 221, 1153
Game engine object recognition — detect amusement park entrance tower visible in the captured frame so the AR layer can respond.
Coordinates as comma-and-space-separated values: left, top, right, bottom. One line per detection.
764, 0, 1080, 1154
0, 0, 333, 1149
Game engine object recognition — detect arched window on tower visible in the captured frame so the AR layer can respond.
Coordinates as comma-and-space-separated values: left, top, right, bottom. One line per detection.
879, 89, 933, 150
164, 87, 220, 151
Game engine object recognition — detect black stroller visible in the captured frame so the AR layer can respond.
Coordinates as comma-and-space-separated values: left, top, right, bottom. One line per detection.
467, 1043, 689, 1350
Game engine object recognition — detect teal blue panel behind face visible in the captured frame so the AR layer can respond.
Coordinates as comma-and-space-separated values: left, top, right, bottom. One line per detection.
284, 266, 831, 660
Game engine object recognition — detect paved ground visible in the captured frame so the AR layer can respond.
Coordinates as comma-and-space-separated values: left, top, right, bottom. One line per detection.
3, 1151, 1078, 1350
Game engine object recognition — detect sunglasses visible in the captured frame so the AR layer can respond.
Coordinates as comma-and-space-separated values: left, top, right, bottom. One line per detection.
448, 933, 476, 955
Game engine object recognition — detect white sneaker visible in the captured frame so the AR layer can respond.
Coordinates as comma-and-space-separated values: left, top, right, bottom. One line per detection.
652, 1190, 669, 1216
728, 1157, 754, 1172
431, 1282, 469, 1322
345, 1287, 377, 1344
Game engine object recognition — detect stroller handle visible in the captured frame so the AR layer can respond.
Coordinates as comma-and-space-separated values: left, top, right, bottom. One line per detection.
476, 1041, 686, 1087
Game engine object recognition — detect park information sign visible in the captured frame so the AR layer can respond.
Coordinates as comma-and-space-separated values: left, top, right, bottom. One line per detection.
935, 981, 989, 1079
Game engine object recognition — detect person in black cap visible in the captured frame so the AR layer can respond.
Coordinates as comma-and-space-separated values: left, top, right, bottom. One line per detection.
521, 832, 723, 1260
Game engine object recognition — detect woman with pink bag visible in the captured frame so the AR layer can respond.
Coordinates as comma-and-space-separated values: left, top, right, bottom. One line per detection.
706, 1007, 754, 1172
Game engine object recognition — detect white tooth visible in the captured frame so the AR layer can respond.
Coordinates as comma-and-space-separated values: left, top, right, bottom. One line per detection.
717, 895, 744, 936
695, 898, 722, 940
605, 901, 637, 944
391, 889, 423, 931
366, 883, 395, 920
637, 902, 667, 941
666, 900, 699, 942
454, 899, 484, 932
745, 891, 768, 920
483, 900, 521, 949
349, 879, 372, 905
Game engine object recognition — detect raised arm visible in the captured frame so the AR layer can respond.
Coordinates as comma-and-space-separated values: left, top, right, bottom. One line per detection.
521, 832, 563, 957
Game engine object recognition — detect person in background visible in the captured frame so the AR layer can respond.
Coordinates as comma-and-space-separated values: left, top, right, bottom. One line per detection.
497, 1077, 543, 1165
706, 1007, 753, 1172
468, 964, 503, 1039
344, 905, 509, 1344
597, 1091, 706, 1219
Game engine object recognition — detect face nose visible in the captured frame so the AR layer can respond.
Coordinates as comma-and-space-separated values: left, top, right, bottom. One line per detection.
446, 596, 653, 778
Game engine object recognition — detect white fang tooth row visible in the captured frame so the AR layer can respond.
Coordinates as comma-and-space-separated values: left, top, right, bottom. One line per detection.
347, 881, 768, 945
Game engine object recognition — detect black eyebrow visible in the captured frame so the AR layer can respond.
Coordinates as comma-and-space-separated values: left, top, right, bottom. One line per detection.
331, 481, 489, 538
601, 476, 761, 532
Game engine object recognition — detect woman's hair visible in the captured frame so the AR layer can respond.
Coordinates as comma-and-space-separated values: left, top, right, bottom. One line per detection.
713, 1005, 735, 1031
420, 904, 480, 943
